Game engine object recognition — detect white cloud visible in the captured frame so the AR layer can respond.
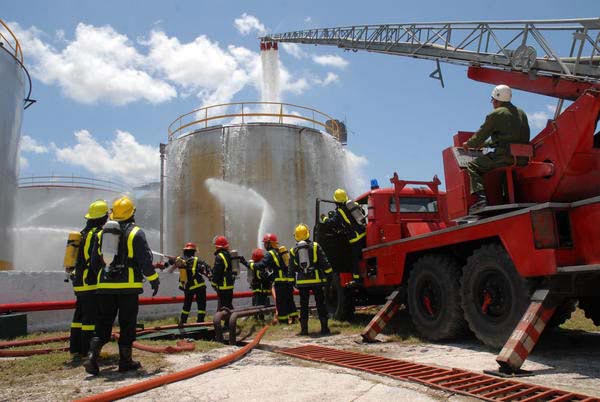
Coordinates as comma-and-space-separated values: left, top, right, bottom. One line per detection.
19, 156, 29, 170
21, 135, 48, 153
528, 104, 555, 130
313, 72, 339, 86
53, 130, 159, 185
280, 43, 306, 59
312, 54, 349, 68
234, 13, 267, 36
11, 22, 177, 105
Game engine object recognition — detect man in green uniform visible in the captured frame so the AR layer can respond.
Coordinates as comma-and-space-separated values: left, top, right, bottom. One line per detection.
463, 84, 530, 209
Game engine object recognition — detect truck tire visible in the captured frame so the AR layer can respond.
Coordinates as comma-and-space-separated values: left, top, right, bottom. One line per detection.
407, 255, 466, 341
579, 297, 600, 326
326, 273, 355, 321
461, 244, 533, 349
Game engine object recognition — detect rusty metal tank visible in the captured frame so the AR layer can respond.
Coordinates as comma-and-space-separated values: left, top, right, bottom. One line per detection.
166, 102, 353, 258
0, 20, 30, 270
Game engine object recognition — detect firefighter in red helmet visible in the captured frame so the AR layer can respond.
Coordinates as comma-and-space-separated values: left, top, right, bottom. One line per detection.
246, 248, 271, 306
173, 242, 210, 325
210, 235, 235, 310
252, 233, 298, 324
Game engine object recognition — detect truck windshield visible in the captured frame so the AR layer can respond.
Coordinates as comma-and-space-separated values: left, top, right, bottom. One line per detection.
390, 197, 438, 213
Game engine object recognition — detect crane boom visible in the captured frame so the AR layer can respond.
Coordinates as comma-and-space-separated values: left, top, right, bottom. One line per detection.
262, 18, 600, 83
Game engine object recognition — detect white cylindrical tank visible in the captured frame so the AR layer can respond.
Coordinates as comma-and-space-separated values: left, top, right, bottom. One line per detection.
166, 121, 350, 259
0, 24, 27, 270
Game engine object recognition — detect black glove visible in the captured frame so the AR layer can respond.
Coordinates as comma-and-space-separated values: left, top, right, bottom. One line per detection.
150, 278, 160, 296
239, 256, 248, 267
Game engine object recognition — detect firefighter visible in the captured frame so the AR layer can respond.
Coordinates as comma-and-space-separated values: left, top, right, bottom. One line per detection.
252, 233, 298, 324
210, 235, 235, 311
462, 84, 530, 210
84, 196, 160, 375
325, 188, 366, 286
246, 248, 271, 306
68, 199, 108, 358
175, 242, 210, 325
289, 223, 333, 335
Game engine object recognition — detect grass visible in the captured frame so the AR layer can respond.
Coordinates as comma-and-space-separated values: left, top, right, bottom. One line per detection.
560, 308, 599, 332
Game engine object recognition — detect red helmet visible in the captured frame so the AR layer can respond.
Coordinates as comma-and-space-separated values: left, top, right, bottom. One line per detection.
213, 235, 229, 249
183, 242, 197, 251
251, 248, 265, 262
262, 233, 278, 245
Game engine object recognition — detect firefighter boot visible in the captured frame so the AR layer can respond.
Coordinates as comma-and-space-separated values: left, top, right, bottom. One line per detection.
178, 314, 188, 327
118, 345, 142, 372
300, 319, 309, 336
197, 314, 205, 323
83, 337, 102, 375
320, 318, 331, 336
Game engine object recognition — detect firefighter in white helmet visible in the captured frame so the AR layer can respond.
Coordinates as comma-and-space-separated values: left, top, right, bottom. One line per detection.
462, 84, 530, 211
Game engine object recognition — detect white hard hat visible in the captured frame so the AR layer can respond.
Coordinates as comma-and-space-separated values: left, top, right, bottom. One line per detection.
491, 85, 512, 102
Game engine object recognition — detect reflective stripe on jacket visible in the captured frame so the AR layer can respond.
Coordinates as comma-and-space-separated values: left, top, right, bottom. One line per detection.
179, 256, 207, 291
290, 240, 333, 287
211, 250, 234, 291
72, 227, 100, 293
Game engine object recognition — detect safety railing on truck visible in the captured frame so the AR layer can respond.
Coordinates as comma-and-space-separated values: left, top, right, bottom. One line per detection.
167, 101, 345, 144
18, 175, 131, 194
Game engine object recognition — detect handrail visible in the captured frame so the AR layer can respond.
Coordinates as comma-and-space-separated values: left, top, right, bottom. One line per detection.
168, 101, 342, 142
0, 19, 23, 63
18, 175, 131, 194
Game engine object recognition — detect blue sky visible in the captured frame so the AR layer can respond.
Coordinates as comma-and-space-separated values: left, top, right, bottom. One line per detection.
4, 0, 598, 190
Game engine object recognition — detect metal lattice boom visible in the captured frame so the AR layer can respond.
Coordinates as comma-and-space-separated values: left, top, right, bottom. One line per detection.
262, 18, 600, 83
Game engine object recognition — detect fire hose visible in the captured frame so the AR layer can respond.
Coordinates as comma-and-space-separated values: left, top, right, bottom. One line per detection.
74, 325, 270, 402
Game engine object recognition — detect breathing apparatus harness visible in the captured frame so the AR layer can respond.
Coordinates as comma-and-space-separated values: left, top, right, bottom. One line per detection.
101, 220, 128, 277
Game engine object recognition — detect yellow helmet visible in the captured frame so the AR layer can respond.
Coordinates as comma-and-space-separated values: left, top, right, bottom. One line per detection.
85, 199, 109, 220
333, 188, 348, 203
294, 223, 310, 242
111, 196, 136, 222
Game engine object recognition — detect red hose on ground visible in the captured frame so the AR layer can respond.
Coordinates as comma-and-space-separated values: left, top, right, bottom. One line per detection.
113, 333, 195, 354
0, 335, 70, 349
74, 325, 270, 402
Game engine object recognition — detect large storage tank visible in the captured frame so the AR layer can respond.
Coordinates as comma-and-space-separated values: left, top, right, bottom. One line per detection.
13, 177, 162, 271
166, 102, 353, 258
0, 20, 28, 270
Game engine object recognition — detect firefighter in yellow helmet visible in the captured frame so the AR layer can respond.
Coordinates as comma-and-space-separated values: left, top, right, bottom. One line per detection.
84, 196, 160, 375
289, 223, 333, 335
68, 199, 108, 359
324, 188, 367, 286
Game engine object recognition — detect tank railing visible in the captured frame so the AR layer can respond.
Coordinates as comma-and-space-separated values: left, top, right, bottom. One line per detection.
168, 101, 341, 142
18, 175, 131, 194
0, 19, 23, 63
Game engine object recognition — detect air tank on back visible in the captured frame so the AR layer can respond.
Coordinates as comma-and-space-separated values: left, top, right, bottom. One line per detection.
0, 20, 29, 270
166, 102, 350, 258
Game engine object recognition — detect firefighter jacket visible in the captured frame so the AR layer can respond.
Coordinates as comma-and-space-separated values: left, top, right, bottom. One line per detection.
249, 260, 272, 294
72, 224, 102, 293
211, 249, 234, 291
178, 256, 209, 292
93, 221, 158, 294
289, 240, 332, 288
328, 203, 366, 244
252, 247, 290, 285
466, 102, 530, 155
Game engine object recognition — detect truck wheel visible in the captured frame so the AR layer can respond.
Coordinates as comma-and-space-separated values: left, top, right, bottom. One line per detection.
326, 273, 355, 321
461, 244, 533, 349
407, 255, 466, 341
579, 297, 600, 326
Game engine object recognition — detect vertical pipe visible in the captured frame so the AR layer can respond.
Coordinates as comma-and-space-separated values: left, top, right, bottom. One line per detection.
159, 143, 166, 254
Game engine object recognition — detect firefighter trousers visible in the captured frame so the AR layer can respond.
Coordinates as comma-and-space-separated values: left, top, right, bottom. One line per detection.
350, 237, 366, 280
299, 286, 328, 322
95, 293, 139, 347
217, 289, 233, 311
180, 287, 206, 323
70, 292, 97, 355
274, 283, 297, 323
